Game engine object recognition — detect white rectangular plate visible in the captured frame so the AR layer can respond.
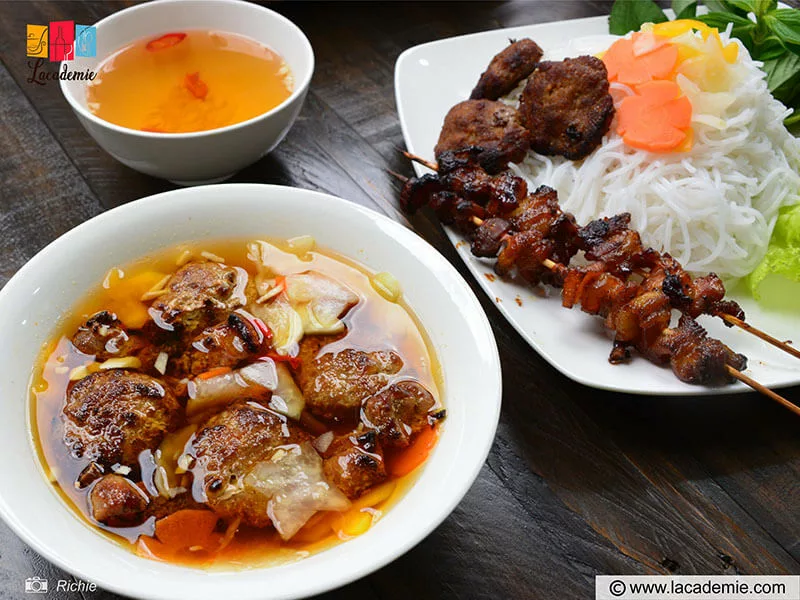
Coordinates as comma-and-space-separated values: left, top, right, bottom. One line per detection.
395, 15, 800, 395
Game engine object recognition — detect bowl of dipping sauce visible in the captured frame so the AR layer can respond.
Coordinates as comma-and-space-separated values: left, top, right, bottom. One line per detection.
60, 0, 314, 185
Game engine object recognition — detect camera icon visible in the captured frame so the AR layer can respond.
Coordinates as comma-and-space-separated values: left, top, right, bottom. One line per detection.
24, 577, 48, 594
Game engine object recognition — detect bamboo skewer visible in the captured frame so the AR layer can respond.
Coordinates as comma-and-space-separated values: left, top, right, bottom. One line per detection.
399, 150, 800, 364
392, 155, 800, 414
726, 367, 800, 416
719, 314, 800, 360
402, 150, 438, 171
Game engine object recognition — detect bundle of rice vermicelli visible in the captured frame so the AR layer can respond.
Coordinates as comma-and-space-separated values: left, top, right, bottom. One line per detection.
503, 22, 800, 280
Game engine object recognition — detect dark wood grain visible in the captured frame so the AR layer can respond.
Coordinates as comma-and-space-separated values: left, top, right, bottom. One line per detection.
1, 2, 799, 599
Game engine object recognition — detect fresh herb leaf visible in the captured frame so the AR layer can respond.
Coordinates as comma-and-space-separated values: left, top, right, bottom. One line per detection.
697, 11, 756, 35
609, 0, 667, 36
762, 51, 800, 106
720, 0, 760, 14
758, 35, 789, 61
767, 9, 800, 50
672, 0, 698, 19
703, 0, 731, 13
754, 0, 777, 17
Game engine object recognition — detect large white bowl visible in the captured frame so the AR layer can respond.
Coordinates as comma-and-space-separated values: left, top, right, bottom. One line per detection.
60, 0, 314, 185
0, 184, 501, 600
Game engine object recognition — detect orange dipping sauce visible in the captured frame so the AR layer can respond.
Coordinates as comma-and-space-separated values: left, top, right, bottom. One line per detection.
87, 30, 293, 133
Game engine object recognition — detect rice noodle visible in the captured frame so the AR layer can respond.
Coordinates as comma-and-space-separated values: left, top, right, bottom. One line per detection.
506, 31, 800, 279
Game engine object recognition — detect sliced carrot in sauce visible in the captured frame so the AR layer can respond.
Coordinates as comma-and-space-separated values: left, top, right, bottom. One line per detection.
292, 512, 335, 544
387, 425, 438, 477
153, 509, 221, 550
603, 32, 678, 86
146, 32, 187, 52
617, 80, 693, 153
136, 535, 176, 562
184, 72, 209, 100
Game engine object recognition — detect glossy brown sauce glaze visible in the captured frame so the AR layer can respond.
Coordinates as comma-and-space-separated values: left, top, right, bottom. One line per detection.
31, 239, 444, 568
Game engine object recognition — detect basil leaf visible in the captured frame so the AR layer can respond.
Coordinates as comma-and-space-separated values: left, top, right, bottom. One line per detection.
672, 0, 697, 19
757, 35, 789, 61
697, 11, 757, 35
767, 10, 800, 49
703, 0, 731, 13
754, 0, 778, 17
722, 0, 758, 13
762, 52, 800, 106
609, 0, 667, 35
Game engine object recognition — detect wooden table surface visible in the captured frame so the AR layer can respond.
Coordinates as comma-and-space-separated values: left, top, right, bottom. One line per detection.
1, 2, 799, 599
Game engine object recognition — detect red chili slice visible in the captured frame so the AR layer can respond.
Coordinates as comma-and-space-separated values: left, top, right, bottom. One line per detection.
253, 317, 273, 342
146, 32, 187, 52
262, 352, 301, 369
184, 72, 208, 100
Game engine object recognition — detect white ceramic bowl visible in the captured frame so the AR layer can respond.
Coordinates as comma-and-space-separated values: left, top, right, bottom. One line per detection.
0, 184, 501, 600
60, 0, 314, 185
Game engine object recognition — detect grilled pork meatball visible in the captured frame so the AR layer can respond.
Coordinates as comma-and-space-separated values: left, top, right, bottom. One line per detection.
72, 311, 141, 359
63, 370, 181, 466
294, 335, 404, 421
174, 312, 263, 377
322, 430, 387, 499
362, 380, 437, 449
434, 100, 531, 174
519, 56, 614, 159
89, 474, 149, 526
191, 402, 309, 527
470, 38, 543, 100
151, 261, 246, 332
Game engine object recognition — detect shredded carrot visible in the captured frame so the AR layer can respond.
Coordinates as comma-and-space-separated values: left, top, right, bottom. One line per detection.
387, 425, 438, 477
603, 32, 678, 86
275, 275, 288, 292
146, 32, 186, 52
184, 72, 208, 100
617, 80, 693, 152
196, 366, 232, 380
154, 509, 221, 550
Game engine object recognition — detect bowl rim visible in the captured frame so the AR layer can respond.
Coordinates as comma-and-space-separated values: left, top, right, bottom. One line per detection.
0, 183, 502, 600
59, 0, 315, 139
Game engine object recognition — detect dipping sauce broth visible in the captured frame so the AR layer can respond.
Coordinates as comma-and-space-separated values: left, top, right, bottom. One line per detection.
87, 30, 293, 133
30, 239, 444, 569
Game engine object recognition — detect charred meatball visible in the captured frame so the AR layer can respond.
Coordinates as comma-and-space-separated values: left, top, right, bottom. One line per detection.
322, 430, 387, 499
470, 38, 543, 100
174, 312, 262, 377
294, 335, 403, 421
63, 370, 181, 466
519, 56, 614, 160
89, 474, 149, 526
191, 402, 308, 527
72, 311, 141, 359
362, 380, 436, 449
151, 261, 246, 332
434, 100, 531, 174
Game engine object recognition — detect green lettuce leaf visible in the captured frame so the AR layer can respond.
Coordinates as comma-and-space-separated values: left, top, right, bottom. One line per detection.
747, 202, 800, 300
